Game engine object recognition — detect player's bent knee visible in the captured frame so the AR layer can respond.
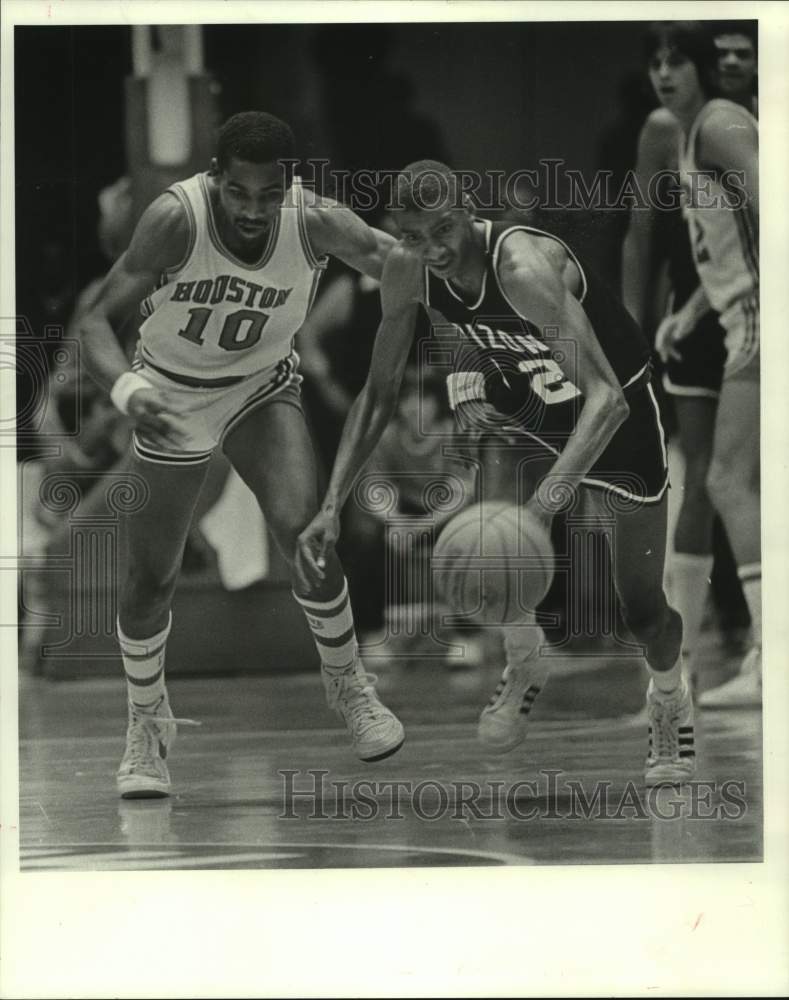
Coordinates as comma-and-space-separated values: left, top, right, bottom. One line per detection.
706, 461, 757, 512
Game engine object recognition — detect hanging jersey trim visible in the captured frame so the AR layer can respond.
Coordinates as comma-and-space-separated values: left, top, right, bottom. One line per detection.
733, 205, 759, 284
492, 225, 589, 306
165, 186, 198, 276
197, 173, 281, 271
441, 219, 493, 310
138, 350, 247, 387
296, 192, 329, 271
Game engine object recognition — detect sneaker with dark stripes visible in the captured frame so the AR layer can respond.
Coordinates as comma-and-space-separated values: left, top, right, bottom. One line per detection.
645, 678, 697, 787
477, 657, 551, 754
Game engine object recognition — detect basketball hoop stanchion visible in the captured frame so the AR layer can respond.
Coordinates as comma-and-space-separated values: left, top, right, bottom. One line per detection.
126, 26, 219, 225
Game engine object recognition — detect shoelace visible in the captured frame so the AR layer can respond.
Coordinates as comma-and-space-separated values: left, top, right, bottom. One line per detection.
325, 669, 387, 734
129, 707, 202, 728
651, 697, 681, 760
121, 720, 162, 773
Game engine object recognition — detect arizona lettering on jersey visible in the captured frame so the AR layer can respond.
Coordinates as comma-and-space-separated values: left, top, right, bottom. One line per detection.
427, 220, 651, 445
679, 99, 758, 314
138, 174, 326, 379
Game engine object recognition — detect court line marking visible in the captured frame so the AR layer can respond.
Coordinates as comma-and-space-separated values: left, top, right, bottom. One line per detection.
19, 715, 648, 746
20, 840, 533, 867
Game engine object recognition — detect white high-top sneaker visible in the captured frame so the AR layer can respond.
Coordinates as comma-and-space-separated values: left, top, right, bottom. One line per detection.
322, 659, 405, 762
116, 693, 178, 799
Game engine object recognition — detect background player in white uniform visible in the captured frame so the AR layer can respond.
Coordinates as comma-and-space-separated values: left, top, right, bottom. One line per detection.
622, 21, 757, 696
79, 112, 404, 798
646, 23, 760, 706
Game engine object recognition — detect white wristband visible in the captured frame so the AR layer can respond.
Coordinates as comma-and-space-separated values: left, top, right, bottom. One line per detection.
110, 371, 153, 415
446, 371, 486, 411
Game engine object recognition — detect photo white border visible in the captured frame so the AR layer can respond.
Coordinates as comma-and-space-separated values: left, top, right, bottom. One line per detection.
2, 2, 788, 996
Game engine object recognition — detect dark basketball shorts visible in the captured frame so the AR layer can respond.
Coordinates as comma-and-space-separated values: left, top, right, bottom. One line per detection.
449, 377, 669, 507
130, 351, 303, 466
663, 309, 727, 399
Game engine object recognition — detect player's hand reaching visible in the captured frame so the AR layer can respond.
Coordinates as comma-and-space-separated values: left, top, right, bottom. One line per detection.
296, 508, 340, 591
126, 386, 190, 451
654, 307, 696, 362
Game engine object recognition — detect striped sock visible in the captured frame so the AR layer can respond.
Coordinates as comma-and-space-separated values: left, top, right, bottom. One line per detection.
737, 563, 761, 647
295, 580, 357, 670
118, 614, 171, 709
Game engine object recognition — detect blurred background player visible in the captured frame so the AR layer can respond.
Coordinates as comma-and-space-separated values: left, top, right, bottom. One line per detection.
642, 23, 760, 707
78, 111, 404, 798
298, 162, 697, 788
621, 21, 758, 698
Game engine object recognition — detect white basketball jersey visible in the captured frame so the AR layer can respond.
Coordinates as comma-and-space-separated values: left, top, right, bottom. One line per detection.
138, 174, 326, 379
679, 99, 758, 314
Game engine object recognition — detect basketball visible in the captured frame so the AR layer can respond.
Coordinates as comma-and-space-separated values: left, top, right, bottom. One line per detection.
433, 501, 554, 624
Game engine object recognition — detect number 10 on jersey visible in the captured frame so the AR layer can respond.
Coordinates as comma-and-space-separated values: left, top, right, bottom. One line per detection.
178, 307, 270, 352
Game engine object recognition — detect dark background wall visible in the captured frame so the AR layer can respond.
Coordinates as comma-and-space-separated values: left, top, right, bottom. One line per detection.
15, 20, 655, 315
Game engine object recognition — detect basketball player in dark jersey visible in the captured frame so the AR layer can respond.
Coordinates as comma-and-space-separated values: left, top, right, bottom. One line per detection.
78, 112, 405, 798
298, 161, 695, 787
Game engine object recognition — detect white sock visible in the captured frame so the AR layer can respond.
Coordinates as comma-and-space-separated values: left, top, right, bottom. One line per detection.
118, 614, 171, 709
295, 579, 357, 670
737, 563, 761, 648
501, 621, 548, 716
502, 619, 544, 667
649, 657, 684, 694
670, 552, 713, 670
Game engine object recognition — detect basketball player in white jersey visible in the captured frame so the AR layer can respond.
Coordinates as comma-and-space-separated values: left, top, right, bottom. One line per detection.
622, 21, 757, 700
298, 162, 698, 787
645, 23, 761, 707
79, 112, 404, 798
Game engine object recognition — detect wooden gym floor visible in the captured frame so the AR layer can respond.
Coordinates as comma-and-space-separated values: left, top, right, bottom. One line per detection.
17, 632, 762, 872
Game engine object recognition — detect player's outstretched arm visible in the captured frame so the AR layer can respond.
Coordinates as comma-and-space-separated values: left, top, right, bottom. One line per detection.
295, 247, 422, 587
305, 198, 397, 280
621, 109, 680, 327
498, 234, 630, 521
77, 192, 191, 448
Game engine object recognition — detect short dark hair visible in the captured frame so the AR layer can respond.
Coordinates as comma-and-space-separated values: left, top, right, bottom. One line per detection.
216, 111, 297, 176
710, 20, 757, 52
644, 21, 720, 98
395, 159, 462, 213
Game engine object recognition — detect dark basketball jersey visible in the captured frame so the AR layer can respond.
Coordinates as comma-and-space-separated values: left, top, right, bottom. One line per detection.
425, 220, 651, 446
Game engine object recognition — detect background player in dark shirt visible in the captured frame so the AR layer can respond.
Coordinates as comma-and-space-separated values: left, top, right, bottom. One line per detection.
298, 161, 695, 787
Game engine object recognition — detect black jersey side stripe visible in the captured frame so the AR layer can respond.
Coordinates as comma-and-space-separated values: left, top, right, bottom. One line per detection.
733, 206, 759, 285
491, 224, 589, 306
